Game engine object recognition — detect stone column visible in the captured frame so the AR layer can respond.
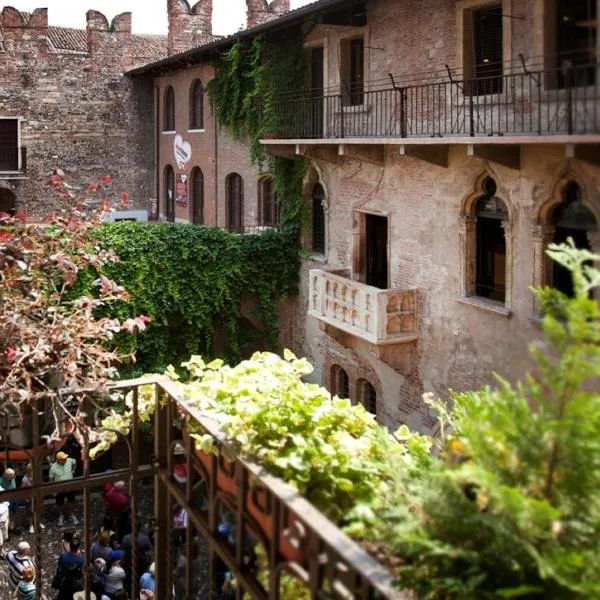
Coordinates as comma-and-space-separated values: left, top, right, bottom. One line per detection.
458, 215, 477, 297
501, 219, 513, 310
531, 224, 554, 313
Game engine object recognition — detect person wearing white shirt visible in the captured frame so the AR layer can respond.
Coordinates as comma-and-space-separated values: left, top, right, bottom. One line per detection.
0, 485, 10, 546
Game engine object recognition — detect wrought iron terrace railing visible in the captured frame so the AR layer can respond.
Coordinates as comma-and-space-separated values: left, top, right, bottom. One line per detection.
269, 58, 600, 140
0, 377, 406, 599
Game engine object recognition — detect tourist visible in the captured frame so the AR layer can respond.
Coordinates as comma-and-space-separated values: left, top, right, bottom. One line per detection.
91, 557, 107, 597
91, 530, 113, 563
108, 533, 125, 562
0, 486, 10, 545
54, 535, 84, 599
122, 520, 151, 588
106, 481, 130, 518
0, 468, 17, 532
0, 540, 34, 594
15, 564, 36, 600
140, 591, 154, 600
139, 561, 155, 592
104, 557, 127, 597
49, 451, 79, 526
20, 462, 46, 533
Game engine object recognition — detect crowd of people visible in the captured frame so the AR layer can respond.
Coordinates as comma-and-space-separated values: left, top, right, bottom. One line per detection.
0, 455, 251, 599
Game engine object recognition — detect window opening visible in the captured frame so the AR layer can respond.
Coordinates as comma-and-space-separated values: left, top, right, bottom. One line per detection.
331, 365, 350, 399
465, 4, 503, 95
555, 0, 597, 87
226, 173, 244, 233
357, 379, 377, 415
189, 80, 204, 130
365, 214, 388, 289
190, 167, 204, 225
475, 177, 508, 302
551, 181, 597, 297
341, 36, 364, 106
312, 183, 326, 253
0, 188, 16, 215
0, 119, 19, 171
164, 86, 175, 131
259, 178, 279, 227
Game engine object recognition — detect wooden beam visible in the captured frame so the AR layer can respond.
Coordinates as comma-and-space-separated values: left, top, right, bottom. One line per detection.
467, 144, 521, 170
400, 144, 449, 168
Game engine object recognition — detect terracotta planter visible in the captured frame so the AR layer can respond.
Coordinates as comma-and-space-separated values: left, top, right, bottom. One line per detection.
188, 431, 306, 564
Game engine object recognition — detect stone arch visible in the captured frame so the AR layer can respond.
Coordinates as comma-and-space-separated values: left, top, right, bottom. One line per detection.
302, 163, 329, 255
532, 172, 599, 303
303, 162, 329, 214
534, 167, 599, 227
458, 170, 514, 309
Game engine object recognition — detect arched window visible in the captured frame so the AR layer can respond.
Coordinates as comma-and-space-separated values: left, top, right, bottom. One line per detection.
189, 79, 204, 130
164, 165, 175, 222
551, 181, 598, 297
312, 183, 325, 253
258, 177, 279, 228
226, 173, 244, 233
357, 379, 377, 415
163, 86, 175, 132
330, 365, 349, 399
474, 177, 508, 303
190, 167, 204, 225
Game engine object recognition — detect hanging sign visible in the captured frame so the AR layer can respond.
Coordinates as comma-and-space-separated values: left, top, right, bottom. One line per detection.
174, 134, 192, 170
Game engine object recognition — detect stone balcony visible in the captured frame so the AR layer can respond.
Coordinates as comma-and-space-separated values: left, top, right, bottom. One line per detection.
309, 268, 418, 345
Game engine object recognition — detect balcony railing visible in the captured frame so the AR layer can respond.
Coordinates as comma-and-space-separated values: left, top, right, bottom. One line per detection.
269, 59, 600, 140
0, 377, 405, 600
309, 268, 418, 344
0, 146, 26, 173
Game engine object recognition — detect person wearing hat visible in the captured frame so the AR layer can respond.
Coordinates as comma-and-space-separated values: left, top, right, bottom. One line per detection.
49, 451, 79, 526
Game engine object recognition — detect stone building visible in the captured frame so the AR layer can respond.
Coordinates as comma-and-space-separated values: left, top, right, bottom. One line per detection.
0, 1, 214, 216
5, 0, 599, 432
132, 0, 600, 433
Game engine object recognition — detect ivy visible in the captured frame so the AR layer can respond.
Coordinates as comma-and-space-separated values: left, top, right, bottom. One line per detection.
81, 223, 299, 374
208, 31, 309, 232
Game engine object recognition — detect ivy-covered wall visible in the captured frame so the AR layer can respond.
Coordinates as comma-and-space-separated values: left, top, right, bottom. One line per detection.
81, 223, 299, 374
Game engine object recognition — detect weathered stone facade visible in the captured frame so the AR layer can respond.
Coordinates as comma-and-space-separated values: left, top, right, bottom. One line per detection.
142, 0, 600, 434
0, 6, 166, 216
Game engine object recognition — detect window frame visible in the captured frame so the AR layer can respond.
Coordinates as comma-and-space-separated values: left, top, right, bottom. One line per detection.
163, 86, 175, 132
258, 177, 279, 228
226, 173, 244, 233
0, 117, 22, 173
312, 183, 326, 255
356, 378, 377, 416
189, 79, 204, 131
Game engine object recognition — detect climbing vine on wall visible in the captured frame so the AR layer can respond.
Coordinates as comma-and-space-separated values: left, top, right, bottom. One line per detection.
208, 31, 309, 233
75, 222, 299, 374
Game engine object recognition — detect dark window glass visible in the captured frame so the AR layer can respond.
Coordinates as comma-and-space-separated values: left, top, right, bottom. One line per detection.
475, 178, 507, 302
0, 119, 19, 171
259, 178, 279, 227
358, 379, 377, 415
552, 181, 597, 297
226, 173, 244, 233
164, 86, 175, 131
190, 167, 204, 225
556, 0, 596, 86
470, 5, 503, 95
312, 183, 325, 254
189, 80, 204, 130
331, 365, 350, 399
164, 164, 175, 223
341, 36, 364, 106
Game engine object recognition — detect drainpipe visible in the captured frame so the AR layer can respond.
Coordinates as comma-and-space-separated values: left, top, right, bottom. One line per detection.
213, 67, 219, 227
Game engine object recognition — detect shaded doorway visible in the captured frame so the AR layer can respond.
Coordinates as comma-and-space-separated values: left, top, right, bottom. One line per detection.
365, 214, 388, 289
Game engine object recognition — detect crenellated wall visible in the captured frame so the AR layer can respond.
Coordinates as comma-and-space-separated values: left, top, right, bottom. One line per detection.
0, 6, 166, 216
246, 0, 290, 29
168, 0, 213, 56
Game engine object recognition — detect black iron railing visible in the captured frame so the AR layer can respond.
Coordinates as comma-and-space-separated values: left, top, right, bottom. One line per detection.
270, 59, 600, 140
0, 378, 404, 600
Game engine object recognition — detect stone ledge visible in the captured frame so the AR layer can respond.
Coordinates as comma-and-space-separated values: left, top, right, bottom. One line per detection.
455, 295, 513, 318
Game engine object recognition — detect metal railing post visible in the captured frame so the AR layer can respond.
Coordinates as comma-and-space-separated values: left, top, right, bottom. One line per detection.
339, 95, 345, 138
563, 61, 574, 135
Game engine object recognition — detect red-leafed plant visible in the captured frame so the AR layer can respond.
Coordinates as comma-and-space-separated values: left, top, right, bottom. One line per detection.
0, 170, 148, 445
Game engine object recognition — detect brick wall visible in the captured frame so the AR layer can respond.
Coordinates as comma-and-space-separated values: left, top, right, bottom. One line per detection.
0, 6, 165, 216
246, 0, 290, 29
